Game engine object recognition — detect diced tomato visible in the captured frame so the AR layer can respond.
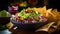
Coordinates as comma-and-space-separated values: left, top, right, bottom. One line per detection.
29, 10, 33, 13
29, 18, 34, 22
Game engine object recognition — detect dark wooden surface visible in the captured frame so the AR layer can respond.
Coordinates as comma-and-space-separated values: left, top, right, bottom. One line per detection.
9, 28, 49, 34
9, 27, 60, 34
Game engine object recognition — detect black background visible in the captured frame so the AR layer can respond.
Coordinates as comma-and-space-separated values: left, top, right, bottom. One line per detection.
48, 0, 60, 11
0, 0, 15, 11
0, 0, 8, 11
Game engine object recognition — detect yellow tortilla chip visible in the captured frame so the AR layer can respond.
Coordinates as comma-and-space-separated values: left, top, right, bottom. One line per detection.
33, 6, 47, 13
33, 6, 60, 22
46, 8, 52, 17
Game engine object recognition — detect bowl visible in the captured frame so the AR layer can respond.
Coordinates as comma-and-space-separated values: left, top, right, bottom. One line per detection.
0, 17, 11, 25
11, 19, 48, 31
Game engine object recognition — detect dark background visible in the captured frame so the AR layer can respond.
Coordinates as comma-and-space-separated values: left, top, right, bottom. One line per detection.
0, 0, 60, 11
0, 0, 8, 11
0, 0, 14, 11
48, 0, 60, 11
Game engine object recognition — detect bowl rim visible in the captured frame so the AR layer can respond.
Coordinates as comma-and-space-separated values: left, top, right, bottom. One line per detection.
10, 18, 47, 25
